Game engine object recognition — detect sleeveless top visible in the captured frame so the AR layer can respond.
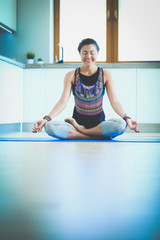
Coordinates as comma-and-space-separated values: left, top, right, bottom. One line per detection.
72, 67, 106, 128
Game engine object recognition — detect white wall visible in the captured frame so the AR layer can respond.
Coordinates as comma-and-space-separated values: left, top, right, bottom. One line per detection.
0, 60, 23, 123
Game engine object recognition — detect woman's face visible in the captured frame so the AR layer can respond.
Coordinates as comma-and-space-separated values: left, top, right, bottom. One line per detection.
80, 44, 98, 65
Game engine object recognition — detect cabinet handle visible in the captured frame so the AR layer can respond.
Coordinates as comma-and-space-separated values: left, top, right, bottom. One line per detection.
114, 10, 118, 21
107, 10, 110, 21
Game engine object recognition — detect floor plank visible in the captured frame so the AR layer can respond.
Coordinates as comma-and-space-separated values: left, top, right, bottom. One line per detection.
0, 135, 160, 240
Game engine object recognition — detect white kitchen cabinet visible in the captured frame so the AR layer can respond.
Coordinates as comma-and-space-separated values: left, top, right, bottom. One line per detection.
23, 69, 46, 122
23, 67, 160, 124
103, 68, 137, 120
137, 69, 160, 123
0, 60, 23, 123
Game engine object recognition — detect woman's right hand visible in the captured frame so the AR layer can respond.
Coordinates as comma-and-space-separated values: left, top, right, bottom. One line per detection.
32, 119, 47, 133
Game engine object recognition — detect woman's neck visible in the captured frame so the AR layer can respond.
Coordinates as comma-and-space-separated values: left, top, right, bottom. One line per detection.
80, 64, 98, 76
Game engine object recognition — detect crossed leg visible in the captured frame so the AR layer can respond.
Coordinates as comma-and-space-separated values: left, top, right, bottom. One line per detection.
65, 118, 108, 138
66, 127, 111, 140
44, 120, 108, 140
65, 117, 127, 140
44, 118, 126, 140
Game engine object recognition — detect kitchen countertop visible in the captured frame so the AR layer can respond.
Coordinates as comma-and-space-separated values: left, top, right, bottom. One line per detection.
1, 55, 160, 69
0, 55, 25, 68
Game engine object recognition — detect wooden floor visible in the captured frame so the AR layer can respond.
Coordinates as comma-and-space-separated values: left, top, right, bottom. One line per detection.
0, 133, 160, 240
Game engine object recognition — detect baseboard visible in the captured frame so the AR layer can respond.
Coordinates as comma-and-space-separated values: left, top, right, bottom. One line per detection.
22, 122, 37, 132
0, 122, 160, 133
126, 123, 160, 133
22, 122, 160, 133
0, 123, 21, 133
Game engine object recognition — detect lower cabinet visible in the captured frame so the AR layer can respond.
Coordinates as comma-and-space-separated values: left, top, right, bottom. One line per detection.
23, 67, 160, 124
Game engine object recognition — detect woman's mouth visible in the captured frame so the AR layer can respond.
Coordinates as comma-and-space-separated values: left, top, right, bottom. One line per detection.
86, 59, 92, 63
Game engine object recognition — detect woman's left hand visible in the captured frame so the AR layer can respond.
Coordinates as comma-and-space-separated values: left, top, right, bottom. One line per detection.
126, 118, 140, 133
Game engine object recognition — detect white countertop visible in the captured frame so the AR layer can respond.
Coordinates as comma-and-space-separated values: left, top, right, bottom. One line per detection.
1, 55, 160, 69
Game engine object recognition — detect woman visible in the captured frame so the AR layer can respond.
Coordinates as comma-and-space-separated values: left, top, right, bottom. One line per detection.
32, 38, 139, 140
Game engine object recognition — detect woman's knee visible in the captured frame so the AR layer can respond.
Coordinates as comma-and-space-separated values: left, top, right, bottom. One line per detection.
44, 120, 56, 137
113, 118, 126, 133
44, 120, 74, 140
101, 118, 127, 138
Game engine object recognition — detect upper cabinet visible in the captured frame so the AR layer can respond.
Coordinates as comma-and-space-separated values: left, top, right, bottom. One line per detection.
0, 0, 17, 32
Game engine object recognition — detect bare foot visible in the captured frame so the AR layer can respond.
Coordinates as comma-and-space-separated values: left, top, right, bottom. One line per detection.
65, 118, 112, 140
65, 118, 85, 133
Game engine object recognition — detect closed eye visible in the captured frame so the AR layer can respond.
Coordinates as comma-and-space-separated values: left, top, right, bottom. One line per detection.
82, 51, 95, 55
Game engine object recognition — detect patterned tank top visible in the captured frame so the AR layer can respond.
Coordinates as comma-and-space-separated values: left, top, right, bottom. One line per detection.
72, 67, 105, 128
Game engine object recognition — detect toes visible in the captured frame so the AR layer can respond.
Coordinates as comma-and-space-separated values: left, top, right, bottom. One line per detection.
64, 118, 72, 122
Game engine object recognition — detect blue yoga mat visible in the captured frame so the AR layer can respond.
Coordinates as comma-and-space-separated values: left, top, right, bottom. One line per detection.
0, 136, 160, 142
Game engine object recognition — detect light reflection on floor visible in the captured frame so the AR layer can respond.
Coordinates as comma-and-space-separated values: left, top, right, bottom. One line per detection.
0, 138, 160, 240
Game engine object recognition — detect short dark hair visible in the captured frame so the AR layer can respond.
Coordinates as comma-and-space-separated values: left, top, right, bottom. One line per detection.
78, 38, 100, 53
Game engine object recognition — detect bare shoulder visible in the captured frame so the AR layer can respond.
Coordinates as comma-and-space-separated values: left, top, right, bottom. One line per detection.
64, 70, 75, 84
103, 69, 113, 84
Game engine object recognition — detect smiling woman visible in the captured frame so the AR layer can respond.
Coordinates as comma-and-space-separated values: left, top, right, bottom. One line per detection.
78, 38, 99, 66
33, 38, 139, 140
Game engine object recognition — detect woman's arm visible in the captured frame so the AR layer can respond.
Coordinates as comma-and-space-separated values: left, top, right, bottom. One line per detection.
32, 70, 74, 132
104, 70, 139, 132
